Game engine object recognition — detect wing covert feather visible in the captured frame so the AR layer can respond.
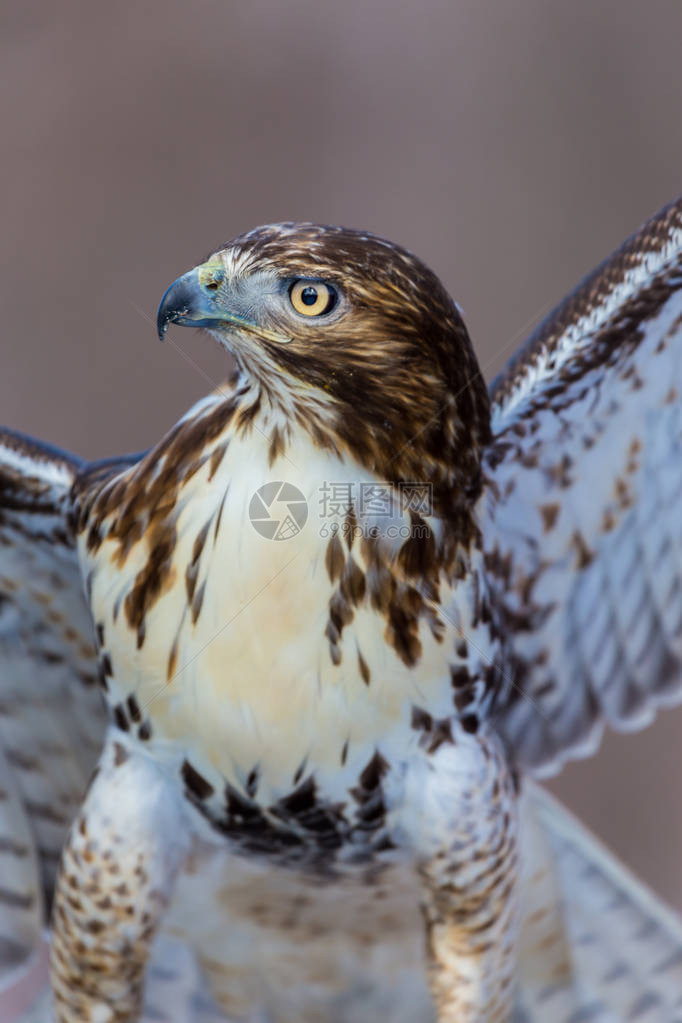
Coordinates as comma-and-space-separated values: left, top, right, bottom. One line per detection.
484, 197, 682, 773
0, 428, 107, 979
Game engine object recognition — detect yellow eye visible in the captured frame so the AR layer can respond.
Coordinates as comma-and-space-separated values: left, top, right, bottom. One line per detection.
289, 280, 337, 317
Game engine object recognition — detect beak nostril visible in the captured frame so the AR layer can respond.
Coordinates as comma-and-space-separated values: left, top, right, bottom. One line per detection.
199, 264, 225, 292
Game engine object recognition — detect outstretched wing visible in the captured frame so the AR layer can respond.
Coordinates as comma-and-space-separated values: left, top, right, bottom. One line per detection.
517, 783, 682, 1022
0, 429, 107, 978
483, 197, 682, 774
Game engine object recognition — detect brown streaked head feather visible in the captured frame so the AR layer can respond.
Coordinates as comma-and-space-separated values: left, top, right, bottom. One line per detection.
165, 223, 491, 512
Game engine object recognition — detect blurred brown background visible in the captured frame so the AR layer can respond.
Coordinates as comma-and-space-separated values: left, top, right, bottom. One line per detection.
1, 0, 682, 910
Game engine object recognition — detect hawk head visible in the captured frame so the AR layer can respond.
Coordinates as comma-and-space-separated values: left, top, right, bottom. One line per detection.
157, 223, 490, 503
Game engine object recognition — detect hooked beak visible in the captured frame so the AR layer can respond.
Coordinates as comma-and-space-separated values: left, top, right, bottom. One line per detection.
156, 262, 291, 345
156, 263, 250, 341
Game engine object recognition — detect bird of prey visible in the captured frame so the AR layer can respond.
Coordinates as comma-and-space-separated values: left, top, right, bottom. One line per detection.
1, 197, 682, 1023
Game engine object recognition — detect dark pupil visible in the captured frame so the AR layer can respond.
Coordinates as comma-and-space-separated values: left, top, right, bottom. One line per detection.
301, 286, 319, 306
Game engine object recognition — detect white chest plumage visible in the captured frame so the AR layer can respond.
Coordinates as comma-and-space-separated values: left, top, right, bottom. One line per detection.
81, 393, 493, 823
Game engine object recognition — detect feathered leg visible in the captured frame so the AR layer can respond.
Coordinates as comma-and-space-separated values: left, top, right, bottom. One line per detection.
402, 729, 520, 1022
49, 731, 190, 1022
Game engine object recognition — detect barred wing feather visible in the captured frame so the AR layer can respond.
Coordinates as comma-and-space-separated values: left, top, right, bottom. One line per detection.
0, 430, 105, 977
484, 197, 682, 774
